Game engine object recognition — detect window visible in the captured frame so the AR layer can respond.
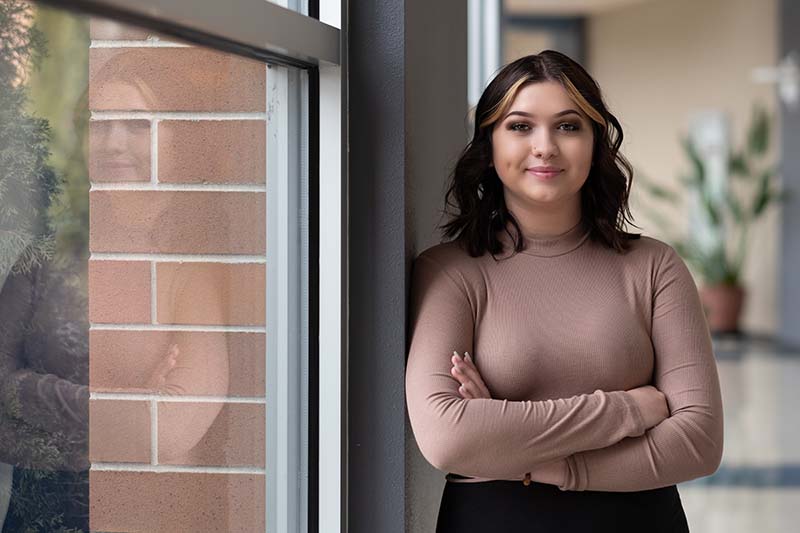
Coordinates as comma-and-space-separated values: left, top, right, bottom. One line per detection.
0, 1, 343, 531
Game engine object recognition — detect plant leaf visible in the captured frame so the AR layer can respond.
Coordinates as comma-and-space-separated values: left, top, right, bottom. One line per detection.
725, 190, 745, 223
681, 136, 706, 186
640, 180, 680, 203
701, 189, 721, 226
747, 104, 770, 157
751, 167, 778, 217
728, 150, 750, 177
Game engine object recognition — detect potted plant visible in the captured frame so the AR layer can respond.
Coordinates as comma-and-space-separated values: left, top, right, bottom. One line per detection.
638, 103, 791, 333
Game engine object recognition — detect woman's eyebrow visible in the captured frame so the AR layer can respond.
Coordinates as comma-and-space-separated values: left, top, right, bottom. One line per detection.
503, 109, 582, 120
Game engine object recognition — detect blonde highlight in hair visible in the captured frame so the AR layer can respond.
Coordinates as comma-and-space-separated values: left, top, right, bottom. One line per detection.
560, 73, 606, 127
441, 50, 640, 258
479, 73, 607, 133
479, 76, 530, 129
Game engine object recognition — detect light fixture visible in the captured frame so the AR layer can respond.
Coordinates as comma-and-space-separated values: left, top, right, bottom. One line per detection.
751, 51, 799, 110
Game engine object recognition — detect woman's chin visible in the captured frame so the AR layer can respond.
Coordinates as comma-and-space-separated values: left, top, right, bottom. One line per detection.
518, 190, 563, 206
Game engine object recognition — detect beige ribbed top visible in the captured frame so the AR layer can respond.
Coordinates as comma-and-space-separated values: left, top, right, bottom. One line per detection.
405, 217, 724, 492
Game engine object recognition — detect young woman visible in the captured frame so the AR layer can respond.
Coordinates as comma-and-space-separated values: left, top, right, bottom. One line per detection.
405, 50, 724, 532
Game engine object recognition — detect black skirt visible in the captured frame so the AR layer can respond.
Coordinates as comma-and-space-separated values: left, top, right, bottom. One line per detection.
436, 479, 690, 533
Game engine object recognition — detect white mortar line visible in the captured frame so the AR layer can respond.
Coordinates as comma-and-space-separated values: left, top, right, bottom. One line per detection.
89, 182, 267, 192
90, 324, 265, 333
151, 399, 158, 465
151, 118, 158, 184
91, 112, 267, 120
151, 261, 158, 324
90, 40, 190, 48
91, 393, 266, 403
91, 463, 266, 475
91, 253, 266, 263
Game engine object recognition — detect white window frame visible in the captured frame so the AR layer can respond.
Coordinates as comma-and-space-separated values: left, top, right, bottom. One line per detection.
468, 0, 501, 110
39, 1, 346, 532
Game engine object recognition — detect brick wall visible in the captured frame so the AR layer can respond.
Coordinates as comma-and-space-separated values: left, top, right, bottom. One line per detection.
87, 20, 267, 532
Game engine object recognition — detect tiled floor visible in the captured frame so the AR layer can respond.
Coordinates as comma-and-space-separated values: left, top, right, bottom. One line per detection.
678, 334, 800, 532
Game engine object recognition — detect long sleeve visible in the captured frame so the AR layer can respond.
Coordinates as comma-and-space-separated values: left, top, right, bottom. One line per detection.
0, 260, 89, 471
559, 245, 724, 491
1, 370, 88, 436
405, 252, 647, 480
7, 260, 89, 435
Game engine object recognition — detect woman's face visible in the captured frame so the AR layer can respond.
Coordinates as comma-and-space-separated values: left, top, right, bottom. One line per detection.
490, 80, 594, 213
90, 81, 153, 182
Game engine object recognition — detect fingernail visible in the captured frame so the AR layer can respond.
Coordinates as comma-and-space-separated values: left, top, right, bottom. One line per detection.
465, 352, 471, 362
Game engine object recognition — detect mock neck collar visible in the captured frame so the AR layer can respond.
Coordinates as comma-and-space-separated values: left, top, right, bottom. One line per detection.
498, 216, 592, 258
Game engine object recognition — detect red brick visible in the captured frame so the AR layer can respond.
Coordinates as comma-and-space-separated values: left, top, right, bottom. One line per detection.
89, 119, 151, 183
158, 403, 265, 467
156, 263, 265, 326
90, 331, 265, 396
90, 471, 265, 532
89, 48, 266, 112
158, 120, 266, 184
90, 400, 151, 463
89, 191, 265, 254
88, 260, 151, 323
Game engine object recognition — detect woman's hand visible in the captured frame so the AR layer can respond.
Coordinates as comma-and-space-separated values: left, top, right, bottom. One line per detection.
144, 343, 180, 392
526, 457, 568, 487
450, 351, 568, 487
450, 351, 491, 399
626, 384, 670, 429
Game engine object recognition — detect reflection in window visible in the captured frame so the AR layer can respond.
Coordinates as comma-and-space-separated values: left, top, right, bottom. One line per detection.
1, 1, 90, 531
1, 2, 269, 531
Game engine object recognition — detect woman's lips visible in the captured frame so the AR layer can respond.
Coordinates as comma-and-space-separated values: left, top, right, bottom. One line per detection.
526, 168, 563, 180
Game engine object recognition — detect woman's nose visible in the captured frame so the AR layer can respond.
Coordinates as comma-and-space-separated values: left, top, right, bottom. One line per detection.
101, 122, 132, 153
531, 130, 558, 159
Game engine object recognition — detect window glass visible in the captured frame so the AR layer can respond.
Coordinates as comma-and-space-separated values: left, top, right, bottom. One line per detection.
0, 3, 311, 531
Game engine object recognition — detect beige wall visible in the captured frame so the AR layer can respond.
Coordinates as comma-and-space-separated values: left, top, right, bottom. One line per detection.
587, 0, 780, 333
504, 30, 554, 64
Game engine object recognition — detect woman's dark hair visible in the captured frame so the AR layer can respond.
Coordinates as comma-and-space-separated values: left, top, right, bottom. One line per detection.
439, 50, 641, 257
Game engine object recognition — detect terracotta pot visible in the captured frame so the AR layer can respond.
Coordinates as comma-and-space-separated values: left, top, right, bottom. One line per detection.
698, 284, 746, 333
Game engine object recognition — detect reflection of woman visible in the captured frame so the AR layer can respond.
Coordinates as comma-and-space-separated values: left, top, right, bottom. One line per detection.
0, 48, 231, 531
0, 6, 92, 525
0, 252, 90, 531
405, 51, 724, 532
88, 51, 231, 466
90, 119, 150, 182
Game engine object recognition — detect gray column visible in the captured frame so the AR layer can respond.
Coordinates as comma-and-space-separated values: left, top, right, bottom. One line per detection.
347, 0, 406, 529
348, 1, 468, 532
779, 0, 800, 348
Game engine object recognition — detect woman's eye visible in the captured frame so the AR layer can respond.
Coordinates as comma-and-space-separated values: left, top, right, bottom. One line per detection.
509, 122, 579, 132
